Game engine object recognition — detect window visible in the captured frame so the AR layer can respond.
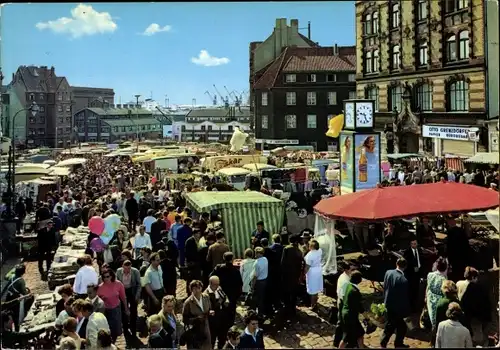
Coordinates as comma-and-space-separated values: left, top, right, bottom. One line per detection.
366, 52, 373, 73
327, 115, 334, 128
29, 94, 34, 101
458, 0, 468, 9
459, 31, 469, 60
392, 45, 401, 70
373, 50, 379, 72
122, 126, 128, 132
419, 41, 428, 66
66, 105, 71, 112
307, 115, 317, 129
349, 91, 357, 99
39, 93, 44, 100
285, 115, 297, 129
328, 92, 337, 105
57, 93, 62, 101
391, 3, 400, 28
261, 92, 268, 106
66, 117, 71, 123
286, 92, 296, 105
418, 0, 427, 20
40, 106, 45, 112
390, 85, 403, 112
59, 117, 64, 124
207, 125, 213, 131
38, 128, 45, 135
364, 13, 372, 35
327, 74, 337, 82
373, 12, 379, 33
306, 92, 316, 105
201, 125, 206, 131
29, 129, 36, 136
181, 125, 186, 131
366, 87, 379, 112
29, 117, 36, 124
416, 84, 433, 111
228, 125, 233, 131
39, 116, 45, 123
446, 35, 457, 61
307, 74, 316, 82
58, 105, 63, 112
448, 80, 469, 111
261, 115, 268, 129
57, 128, 63, 134
348, 74, 356, 82
285, 74, 296, 83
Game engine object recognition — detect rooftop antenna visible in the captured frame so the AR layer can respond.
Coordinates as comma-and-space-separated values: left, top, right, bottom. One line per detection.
134, 94, 141, 107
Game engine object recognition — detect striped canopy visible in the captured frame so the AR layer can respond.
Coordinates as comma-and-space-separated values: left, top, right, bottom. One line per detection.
185, 191, 285, 258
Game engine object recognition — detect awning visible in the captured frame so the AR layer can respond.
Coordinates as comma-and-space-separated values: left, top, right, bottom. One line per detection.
23, 178, 57, 185
464, 152, 499, 164
49, 167, 71, 176
184, 191, 284, 258
56, 158, 87, 167
386, 153, 424, 160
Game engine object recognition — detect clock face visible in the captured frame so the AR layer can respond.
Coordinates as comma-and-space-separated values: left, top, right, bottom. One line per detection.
355, 102, 373, 127
344, 102, 355, 129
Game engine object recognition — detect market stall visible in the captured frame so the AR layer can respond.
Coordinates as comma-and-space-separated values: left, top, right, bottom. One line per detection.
184, 191, 284, 258
215, 167, 251, 190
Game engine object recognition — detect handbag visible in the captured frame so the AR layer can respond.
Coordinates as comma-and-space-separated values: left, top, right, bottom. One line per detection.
419, 307, 432, 330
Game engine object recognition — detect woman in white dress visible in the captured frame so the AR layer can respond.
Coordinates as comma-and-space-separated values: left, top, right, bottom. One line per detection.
304, 239, 323, 310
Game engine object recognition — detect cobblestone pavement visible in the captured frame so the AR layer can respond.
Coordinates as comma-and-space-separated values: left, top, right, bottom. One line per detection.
13, 260, 433, 349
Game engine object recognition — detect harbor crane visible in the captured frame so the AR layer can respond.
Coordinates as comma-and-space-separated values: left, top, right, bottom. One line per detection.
204, 91, 217, 106
224, 86, 241, 107
213, 85, 230, 108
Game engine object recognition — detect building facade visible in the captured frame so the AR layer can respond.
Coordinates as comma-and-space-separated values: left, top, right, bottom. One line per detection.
252, 45, 356, 151
74, 107, 160, 143
3, 66, 73, 148
355, 0, 488, 158
179, 107, 251, 142
71, 86, 115, 113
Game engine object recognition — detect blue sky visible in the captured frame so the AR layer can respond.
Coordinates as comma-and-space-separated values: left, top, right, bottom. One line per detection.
1, 2, 355, 106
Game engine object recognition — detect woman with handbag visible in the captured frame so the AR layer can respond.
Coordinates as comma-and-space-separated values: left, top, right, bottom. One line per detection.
425, 258, 448, 334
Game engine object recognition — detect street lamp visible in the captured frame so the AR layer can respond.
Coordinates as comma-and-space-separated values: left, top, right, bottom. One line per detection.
3, 101, 39, 220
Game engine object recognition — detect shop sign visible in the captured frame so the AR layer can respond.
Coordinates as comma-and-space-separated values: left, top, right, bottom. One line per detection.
422, 125, 478, 141
257, 139, 299, 145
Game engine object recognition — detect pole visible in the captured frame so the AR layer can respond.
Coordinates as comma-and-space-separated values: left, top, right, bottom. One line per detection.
308, 21, 311, 39
55, 126, 58, 150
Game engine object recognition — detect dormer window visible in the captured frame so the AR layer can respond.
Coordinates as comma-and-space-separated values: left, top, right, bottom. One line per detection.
307, 74, 316, 82
29, 94, 35, 101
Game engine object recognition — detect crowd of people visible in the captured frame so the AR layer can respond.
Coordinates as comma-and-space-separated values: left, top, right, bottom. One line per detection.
0, 152, 498, 349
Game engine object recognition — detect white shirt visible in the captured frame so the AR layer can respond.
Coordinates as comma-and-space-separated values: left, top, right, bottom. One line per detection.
143, 216, 156, 233
412, 248, 421, 269
76, 316, 86, 333
73, 265, 99, 294
193, 295, 204, 311
133, 233, 152, 249
336, 272, 350, 302
86, 312, 110, 348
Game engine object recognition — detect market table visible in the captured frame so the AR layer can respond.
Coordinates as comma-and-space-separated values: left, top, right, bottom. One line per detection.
20, 291, 60, 333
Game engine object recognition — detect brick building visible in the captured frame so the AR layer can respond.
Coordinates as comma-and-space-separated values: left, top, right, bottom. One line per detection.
3, 66, 73, 148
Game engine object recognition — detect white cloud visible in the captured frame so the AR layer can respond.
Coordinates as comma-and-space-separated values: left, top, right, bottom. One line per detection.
191, 50, 230, 67
141, 23, 172, 36
35, 4, 117, 38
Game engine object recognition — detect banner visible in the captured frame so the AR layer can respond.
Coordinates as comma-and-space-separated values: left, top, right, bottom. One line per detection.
354, 133, 380, 191
340, 133, 354, 193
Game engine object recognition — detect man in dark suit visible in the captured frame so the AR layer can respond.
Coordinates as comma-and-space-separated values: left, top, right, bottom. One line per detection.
262, 238, 281, 314
403, 236, 423, 312
380, 258, 410, 348
150, 214, 167, 251
184, 229, 202, 295
210, 252, 243, 327
280, 233, 304, 320
147, 314, 174, 348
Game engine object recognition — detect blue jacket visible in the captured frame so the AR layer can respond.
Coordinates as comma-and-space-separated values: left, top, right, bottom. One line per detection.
383, 269, 410, 317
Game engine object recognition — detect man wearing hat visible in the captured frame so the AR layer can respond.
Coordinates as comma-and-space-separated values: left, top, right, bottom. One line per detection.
300, 229, 312, 256
37, 219, 57, 275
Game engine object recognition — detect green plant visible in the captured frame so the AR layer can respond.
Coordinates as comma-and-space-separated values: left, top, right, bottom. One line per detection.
370, 303, 386, 317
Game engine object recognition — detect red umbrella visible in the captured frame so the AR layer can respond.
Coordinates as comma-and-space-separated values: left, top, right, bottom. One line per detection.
314, 181, 499, 221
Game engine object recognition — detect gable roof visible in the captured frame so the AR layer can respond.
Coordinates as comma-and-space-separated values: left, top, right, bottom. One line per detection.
252, 46, 356, 89
15, 66, 59, 92
282, 55, 355, 72
299, 33, 320, 47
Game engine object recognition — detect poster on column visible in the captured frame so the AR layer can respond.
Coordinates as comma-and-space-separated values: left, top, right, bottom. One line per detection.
340, 133, 353, 193
354, 134, 381, 191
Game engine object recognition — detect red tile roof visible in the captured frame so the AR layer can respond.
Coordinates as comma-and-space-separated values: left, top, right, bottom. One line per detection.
252, 48, 290, 90
282, 55, 355, 72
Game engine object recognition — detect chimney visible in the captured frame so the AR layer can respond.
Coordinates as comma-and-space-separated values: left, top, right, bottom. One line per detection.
275, 18, 282, 29
290, 19, 299, 32
50, 66, 55, 75
333, 44, 339, 56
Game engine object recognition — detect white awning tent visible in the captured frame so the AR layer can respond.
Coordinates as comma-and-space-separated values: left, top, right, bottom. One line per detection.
56, 158, 87, 167
49, 167, 71, 176
464, 152, 499, 165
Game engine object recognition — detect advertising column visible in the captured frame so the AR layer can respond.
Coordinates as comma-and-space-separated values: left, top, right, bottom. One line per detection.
354, 133, 381, 190
340, 132, 354, 194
